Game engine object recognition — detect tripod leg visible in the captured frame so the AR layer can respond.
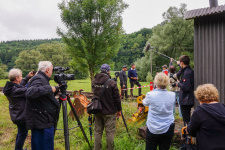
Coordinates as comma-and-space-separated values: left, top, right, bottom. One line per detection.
62, 100, 70, 150
67, 95, 92, 150
121, 111, 131, 138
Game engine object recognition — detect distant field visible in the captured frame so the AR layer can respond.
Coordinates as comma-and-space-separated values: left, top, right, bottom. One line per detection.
0, 71, 152, 96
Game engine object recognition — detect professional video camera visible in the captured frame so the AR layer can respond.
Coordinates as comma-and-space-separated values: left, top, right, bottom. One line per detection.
112, 72, 119, 82
53, 67, 75, 85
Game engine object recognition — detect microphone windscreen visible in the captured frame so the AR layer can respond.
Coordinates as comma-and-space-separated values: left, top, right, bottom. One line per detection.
145, 43, 151, 52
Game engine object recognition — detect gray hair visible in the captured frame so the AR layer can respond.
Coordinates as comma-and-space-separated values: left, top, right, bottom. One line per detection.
38, 61, 52, 72
9, 68, 22, 81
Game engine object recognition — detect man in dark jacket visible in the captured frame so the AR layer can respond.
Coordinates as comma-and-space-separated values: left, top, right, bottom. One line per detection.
176, 55, 194, 125
92, 64, 122, 150
25, 61, 59, 150
119, 65, 128, 99
128, 63, 142, 96
3, 69, 34, 150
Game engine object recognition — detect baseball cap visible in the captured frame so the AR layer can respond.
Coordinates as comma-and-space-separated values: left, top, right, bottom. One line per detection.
100, 64, 111, 71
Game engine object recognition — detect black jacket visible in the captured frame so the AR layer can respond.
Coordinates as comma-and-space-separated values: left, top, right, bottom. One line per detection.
92, 72, 122, 115
187, 103, 225, 150
119, 70, 127, 86
25, 71, 60, 130
178, 66, 194, 105
3, 76, 30, 125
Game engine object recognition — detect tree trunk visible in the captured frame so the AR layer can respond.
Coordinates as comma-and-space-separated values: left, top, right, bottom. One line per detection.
89, 65, 95, 92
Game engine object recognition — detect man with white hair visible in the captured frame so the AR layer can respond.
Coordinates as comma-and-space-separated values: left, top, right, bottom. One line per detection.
3, 69, 34, 150
26, 61, 59, 150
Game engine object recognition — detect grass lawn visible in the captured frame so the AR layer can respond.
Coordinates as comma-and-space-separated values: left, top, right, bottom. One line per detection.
0, 71, 152, 96
0, 73, 181, 149
0, 93, 180, 150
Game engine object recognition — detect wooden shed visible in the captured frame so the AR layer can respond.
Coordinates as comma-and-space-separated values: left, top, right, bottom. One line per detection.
184, 0, 225, 104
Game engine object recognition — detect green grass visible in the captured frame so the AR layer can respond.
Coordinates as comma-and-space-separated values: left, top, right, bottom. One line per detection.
0, 76, 181, 150
0, 94, 180, 150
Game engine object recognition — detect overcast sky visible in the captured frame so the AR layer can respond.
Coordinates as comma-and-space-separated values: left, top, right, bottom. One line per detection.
0, 0, 225, 41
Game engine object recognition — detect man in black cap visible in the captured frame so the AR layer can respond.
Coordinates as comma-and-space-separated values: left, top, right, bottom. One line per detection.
119, 65, 128, 99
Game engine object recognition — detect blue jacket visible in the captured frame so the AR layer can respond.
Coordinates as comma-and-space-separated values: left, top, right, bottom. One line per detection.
178, 66, 194, 105
128, 69, 137, 82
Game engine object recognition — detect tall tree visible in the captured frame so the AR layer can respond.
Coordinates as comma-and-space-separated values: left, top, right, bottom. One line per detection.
57, 0, 128, 82
135, 3, 194, 81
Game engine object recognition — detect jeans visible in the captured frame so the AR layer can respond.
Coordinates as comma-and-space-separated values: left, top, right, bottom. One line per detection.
146, 123, 175, 150
31, 126, 54, 150
94, 113, 116, 150
15, 123, 28, 150
173, 91, 182, 117
130, 80, 142, 96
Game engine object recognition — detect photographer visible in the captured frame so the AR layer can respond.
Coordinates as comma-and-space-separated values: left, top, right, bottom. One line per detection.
119, 65, 128, 99
168, 58, 182, 117
176, 55, 194, 125
3, 69, 34, 150
25, 61, 60, 150
128, 63, 142, 96
92, 64, 122, 150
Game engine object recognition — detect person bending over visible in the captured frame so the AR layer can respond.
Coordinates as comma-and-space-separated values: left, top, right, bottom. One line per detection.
143, 72, 175, 150
3, 69, 34, 150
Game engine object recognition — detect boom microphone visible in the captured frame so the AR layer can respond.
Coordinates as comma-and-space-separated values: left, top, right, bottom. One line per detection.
145, 43, 151, 52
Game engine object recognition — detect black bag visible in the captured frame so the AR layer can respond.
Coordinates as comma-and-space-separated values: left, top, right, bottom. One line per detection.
87, 79, 110, 114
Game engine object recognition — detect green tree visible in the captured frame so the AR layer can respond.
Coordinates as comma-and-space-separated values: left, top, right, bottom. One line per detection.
38, 43, 71, 67
135, 3, 194, 81
57, 0, 128, 82
0, 63, 8, 79
15, 50, 43, 76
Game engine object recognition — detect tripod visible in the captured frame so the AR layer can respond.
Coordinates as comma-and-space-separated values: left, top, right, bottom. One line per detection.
58, 84, 92, 150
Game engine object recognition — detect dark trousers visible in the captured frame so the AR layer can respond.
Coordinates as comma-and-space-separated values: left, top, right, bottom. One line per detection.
120, 84, 128, 98
130, 80, 142, 96
180, 105, 193, 125
15, 123, 28, 150
31, 126, 54, 150
146, 123, 175, 150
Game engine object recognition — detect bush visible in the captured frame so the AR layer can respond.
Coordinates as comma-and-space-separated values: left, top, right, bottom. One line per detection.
146, 72, 153, 82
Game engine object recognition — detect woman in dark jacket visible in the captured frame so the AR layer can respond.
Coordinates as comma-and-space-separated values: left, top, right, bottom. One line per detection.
3, 69, 34, 150
187, 84, 225, 150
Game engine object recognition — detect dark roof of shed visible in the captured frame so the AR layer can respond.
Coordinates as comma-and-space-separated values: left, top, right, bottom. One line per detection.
184, 4, 225, 20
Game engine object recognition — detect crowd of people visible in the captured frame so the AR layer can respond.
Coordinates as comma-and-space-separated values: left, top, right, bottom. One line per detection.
2, 55, 225, 150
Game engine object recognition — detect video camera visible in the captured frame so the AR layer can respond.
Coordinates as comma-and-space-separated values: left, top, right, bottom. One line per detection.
112, 72, 119, 82
53, 67, 75, 85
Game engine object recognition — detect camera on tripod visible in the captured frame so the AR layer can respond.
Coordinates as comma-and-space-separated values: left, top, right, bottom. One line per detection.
53, 67, 75, 85
112, 72, 119, 82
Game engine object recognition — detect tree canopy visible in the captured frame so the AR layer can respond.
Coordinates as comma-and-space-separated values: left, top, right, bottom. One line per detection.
57, 0, 128, 81
135, 3, 194, 81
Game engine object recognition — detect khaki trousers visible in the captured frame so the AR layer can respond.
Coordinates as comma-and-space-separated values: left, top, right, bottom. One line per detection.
94, 113, 116, 150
